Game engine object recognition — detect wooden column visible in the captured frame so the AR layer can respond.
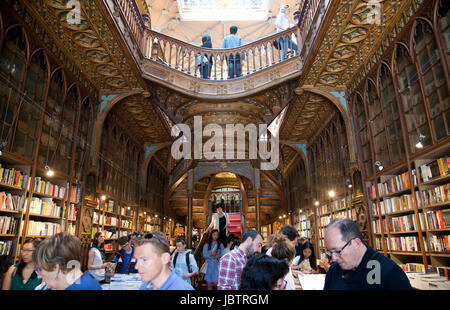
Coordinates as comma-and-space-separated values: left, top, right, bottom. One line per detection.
254, 168, 261, 232
187, 169, 194, 248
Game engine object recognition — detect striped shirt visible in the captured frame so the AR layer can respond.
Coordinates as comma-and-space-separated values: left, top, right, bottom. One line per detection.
217, 247, 247, 290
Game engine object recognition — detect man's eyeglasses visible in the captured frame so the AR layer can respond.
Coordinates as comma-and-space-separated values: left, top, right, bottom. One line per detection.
324, 238, 355, 258
143, 233, 169, 251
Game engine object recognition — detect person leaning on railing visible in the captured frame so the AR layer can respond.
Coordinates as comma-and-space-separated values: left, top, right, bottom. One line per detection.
275, 4, 299, 60
221, 26, 244, 79
197, 33, 213, 79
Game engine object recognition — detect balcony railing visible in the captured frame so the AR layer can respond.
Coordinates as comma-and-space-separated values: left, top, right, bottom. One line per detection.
110, 0, 326, 81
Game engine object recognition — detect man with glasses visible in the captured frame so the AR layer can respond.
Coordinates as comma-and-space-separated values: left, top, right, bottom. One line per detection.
323, 219, 412, 290
134, 232, 194, 290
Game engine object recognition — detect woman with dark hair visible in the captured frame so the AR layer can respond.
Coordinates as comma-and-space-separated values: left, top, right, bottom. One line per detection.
197, 33, 213, 79
293, 242, 318, 273
202, 229, 224, 290
0, 255, 13, 286
2, 238, 42, 290
207, 203, 230, 248
88, 231, 112, 284
240, 254, 290, 290
222, 233, 239, 256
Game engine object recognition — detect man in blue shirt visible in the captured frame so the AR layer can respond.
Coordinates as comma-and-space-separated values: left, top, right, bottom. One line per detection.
221, 25, 244, 79
323, 219, 412, 290
134, 232, 194, 290
114, 236, 137, 274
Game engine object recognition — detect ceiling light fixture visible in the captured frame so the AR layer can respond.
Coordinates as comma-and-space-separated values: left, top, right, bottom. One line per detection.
374, 161, 384, 171
415, 134, 426, 149
329, 190, 335, 198
45, 165, 54, 177
346, 179, 352, 188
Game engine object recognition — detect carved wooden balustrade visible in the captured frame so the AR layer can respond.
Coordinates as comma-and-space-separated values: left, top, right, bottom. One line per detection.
107, 0, 328, 98
143, 27, 302, 80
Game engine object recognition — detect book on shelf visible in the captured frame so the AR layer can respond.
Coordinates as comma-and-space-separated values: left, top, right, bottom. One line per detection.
389, 236, 426, 252
27, 220, 61, 236
106, 200, 116, 213
0, 165, 28, 188
0, 216, 20, 235
67, 222, 77, 236
388, 213, 425, 232
399, 263, 432, 273
416, 184, 450, 207
34, 177, 66, 199
69, 184, 81, 203
319, 215, 331, 227
318, 204, 330, 215
419, 156, 449, 182
0, 192, 25, 211
93, 211, 103, 225
374, 237, 388, 251
425, 210, 449, 229
63, 203, 77, 221
372, 218, 388, 234
377, 171, 414, 197
0, 240, 14, 255
104, 243, 113, 251
105, 216, 117, 226
28, 197, 62, 217
380, 194, 414, 214
437, 267, 450, 280
428, 235, 450, 252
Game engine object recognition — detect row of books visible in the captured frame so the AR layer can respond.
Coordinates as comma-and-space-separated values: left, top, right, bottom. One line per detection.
0, 193, 26, 211
424, 210, 449, 230
296, 221, 311, 230
318, 227, 326, 239
34, 177, 66, 199
0, 165, 28, 188
388, 213, 425, 232
28, 197, 62, 217
93, 212, 103, 225
120, 206, 134, 217
104, 216, 118, 226
374, 237, 387, 251
120, 219, 132, 229
105, 200, 116, 213
26, 220, 61, 236
367, 170, 418, 200
419, 157, 449, 183
0, 216, 20, 235
319, 215, 331, 227
388, 236, 427, 252
69, 184, 81, 204
428, 235, 450, 252
63, 203, 77, 221
379, 194, 414, 214
118, 230, 128, 238
330, 198, 348, 211
0, 240, 14, 255
399, 263, 433, 273
415, 184, 450, 207
317, 204, 330, 215
66, 223, 77, 236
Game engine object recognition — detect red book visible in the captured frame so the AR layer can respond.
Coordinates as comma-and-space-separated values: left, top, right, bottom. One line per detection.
436, 211, 445, 229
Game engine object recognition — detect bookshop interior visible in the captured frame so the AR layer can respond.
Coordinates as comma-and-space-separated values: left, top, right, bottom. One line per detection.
0, 0, 449, 292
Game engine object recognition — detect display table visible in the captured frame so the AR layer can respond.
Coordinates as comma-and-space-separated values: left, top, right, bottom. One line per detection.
101, 273, 142, 290
405, 272, 450, 290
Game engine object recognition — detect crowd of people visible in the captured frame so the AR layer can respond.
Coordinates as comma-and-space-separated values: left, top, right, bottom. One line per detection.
0, 216, 413, 290
196, 4, 300, 79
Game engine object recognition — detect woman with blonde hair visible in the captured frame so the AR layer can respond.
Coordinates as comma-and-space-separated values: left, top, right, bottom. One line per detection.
32, 232, 101, 290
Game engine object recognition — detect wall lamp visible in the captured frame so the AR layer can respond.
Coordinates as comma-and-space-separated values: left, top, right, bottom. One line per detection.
374, 161, 384, 171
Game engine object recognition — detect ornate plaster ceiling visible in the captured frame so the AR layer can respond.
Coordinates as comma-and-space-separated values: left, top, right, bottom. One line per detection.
301, 0, 424, 92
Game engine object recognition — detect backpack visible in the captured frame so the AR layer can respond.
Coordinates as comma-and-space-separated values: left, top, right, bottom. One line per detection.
173, 251, 192, 273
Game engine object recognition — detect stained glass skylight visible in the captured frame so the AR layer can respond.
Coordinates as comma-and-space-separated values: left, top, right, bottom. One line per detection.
177, 0, 269, 21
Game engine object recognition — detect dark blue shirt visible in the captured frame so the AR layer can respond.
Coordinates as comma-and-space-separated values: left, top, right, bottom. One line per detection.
66, 272, 102, 290
324, 246, 412, 290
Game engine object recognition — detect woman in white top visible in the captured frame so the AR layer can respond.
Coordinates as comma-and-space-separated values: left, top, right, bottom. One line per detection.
88, 232, 112, 283
207, 203, 230, 248
275, 4, 298, 60
292, 241, 319, 273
